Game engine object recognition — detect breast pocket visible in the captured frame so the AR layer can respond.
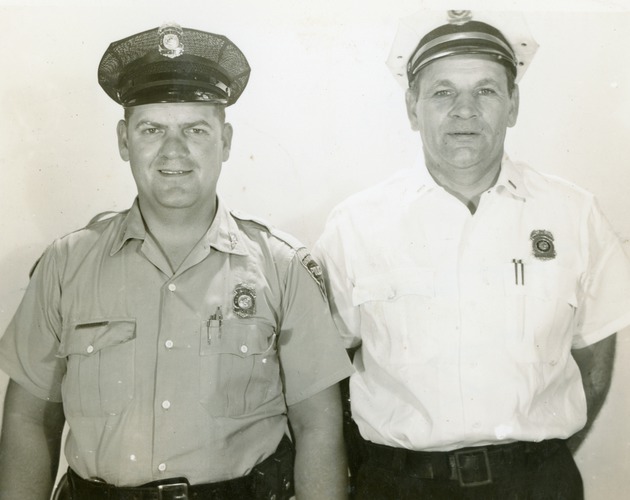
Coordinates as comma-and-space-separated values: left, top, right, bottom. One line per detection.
57, 319, 136, 417
351, 268, 439, 361
503, 262, 578, 363
199, 320, 282, 417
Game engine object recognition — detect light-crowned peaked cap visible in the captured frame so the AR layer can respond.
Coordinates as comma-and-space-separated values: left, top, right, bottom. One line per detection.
98, 23, 250, 107
386, 10, 538, 88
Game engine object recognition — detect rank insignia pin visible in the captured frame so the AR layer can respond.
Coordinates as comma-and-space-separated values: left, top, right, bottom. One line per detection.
233, 284, 256, 318
530, 229, 556, 260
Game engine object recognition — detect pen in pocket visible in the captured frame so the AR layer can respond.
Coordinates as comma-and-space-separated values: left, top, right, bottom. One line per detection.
206, 306, 223, 344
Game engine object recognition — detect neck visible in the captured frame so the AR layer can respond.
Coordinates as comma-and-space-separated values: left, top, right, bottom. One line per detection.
138, 198, 218, 270
425, 156, 502, 214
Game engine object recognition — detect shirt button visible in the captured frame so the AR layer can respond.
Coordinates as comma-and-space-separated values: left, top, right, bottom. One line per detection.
86, 345, 94, 354
240, 344, 248, 354
168, 283, 177, 292
158, 463, 167, 472
162, 400, 171, 410
165, 340, 174, 349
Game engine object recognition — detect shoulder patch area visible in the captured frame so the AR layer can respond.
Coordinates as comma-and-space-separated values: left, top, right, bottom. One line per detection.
296, 247, 327, 300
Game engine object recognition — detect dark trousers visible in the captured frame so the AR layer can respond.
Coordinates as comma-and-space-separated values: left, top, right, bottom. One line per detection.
349, 427, 583, 500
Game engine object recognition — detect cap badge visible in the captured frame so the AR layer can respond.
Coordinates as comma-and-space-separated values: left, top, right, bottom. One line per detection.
447, 10, 473, 25
158, 23, 184, 59
233, 284, 256, 318
530, 230, 556, 260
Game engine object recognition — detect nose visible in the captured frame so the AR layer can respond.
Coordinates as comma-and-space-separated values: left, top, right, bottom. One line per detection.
159, 131, 189, 159
450, 93, 479, 119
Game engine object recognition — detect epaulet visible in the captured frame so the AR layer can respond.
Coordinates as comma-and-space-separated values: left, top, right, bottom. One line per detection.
86, 210, 120, 227
230, 209, 274, 232
230, 210, 327, 299
28, 210, 121, 278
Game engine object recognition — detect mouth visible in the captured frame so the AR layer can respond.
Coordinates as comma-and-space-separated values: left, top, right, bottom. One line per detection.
159, 169, 191, 176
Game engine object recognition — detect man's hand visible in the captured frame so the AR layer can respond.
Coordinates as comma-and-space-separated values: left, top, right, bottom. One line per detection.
568, 334, 616, 453
288, 384, 348, 499
0, 379, 65, 499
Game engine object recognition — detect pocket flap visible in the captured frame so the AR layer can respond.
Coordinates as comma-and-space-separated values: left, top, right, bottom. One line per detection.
200, 321, 275, 357
352, 268, 435, 306
503, 261, 578, 306
57, 319, 136, 357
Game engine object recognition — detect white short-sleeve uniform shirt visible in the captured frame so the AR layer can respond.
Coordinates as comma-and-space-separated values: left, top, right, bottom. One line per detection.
314, 155, 630, 452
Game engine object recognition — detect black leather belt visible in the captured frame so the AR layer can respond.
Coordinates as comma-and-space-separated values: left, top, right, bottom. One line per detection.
360, 437, 564, 487
66, 435, 294, 499
67, 468, 255, 500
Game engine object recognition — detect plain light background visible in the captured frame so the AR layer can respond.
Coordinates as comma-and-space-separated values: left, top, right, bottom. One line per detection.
0, 0, 629, 498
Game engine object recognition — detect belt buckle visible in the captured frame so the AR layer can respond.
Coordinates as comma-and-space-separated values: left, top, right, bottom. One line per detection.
453, 448, 492, 487
158, 482, 189, 500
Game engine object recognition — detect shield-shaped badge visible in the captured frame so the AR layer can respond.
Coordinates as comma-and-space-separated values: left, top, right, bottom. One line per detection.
233, 284, 256, 318
530, 230, 556, 260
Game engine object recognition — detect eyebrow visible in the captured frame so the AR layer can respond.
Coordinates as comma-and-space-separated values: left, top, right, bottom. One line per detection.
428, 77, 502, 88
133, 119, 214, 130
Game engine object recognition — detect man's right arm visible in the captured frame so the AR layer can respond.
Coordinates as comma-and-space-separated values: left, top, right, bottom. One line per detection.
0, 379, 65, 500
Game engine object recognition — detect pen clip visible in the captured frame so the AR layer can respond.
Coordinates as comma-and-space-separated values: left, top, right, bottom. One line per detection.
206, 306, 223, 344
513, 258, 525, 286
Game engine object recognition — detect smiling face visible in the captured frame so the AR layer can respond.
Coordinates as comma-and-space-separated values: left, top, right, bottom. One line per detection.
406, 55, 519, 180
117, 102, 232, 217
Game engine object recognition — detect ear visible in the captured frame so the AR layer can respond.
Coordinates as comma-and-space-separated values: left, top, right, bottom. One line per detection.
221, 122, 233, 162
116, 120, 130, 162
405, 88, 421, 132
507, 84, 520, 128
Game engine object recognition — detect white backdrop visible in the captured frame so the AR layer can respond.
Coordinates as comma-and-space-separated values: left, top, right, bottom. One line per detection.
0, 0, 629, 498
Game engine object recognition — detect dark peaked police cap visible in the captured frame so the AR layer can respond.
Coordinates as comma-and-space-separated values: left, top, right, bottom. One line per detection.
98, 23, 250, 107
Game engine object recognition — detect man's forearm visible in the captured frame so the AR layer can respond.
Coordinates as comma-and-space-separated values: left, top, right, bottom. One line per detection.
0, 380, 65, 499
567, 334, 616, 453
289, 384, 348, 499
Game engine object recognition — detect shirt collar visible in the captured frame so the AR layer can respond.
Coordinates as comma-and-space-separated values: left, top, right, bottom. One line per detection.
205, 198, 248, 256
110, 199, 145, 255
403, 152, 532, 203
494, 154, 532, 200
398, 154, 440, 203
110, 197, 248, 256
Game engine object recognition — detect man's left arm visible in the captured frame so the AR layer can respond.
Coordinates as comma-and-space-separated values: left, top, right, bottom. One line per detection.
288, 383, 347, 500
567, 333, 617, 453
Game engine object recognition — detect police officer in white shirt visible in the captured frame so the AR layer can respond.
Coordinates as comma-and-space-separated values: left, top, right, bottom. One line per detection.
314, 10, 630, 499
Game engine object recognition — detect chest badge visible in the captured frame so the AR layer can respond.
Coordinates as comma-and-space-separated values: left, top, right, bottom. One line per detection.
233, 284, 256, 318
530, 230, 556, 260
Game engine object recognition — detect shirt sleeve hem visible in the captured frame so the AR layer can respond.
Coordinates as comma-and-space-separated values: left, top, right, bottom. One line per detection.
0, 360, 63, 403
284, 365, 355, 407
573, 311, 630, 348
